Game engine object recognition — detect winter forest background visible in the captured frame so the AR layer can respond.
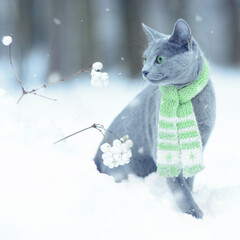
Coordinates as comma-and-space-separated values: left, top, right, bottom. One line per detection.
0, 0, 240, 90
1, 1, 240, 240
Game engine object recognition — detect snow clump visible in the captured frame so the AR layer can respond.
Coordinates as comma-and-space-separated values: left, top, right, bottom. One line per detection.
2, 35, 12, 46
90, 62, 109, 88
53, 18, 61, 25
100, 135, 133, 168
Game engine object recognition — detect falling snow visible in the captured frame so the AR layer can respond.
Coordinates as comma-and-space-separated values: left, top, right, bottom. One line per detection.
48, 72, 61, 83
53, 18, 61, 25
138, 147, 144, 154
195, 15, 203, 22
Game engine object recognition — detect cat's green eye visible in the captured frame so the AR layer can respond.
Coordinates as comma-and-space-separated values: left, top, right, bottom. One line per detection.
143, 56, 147, 62
156, 56, 164, 64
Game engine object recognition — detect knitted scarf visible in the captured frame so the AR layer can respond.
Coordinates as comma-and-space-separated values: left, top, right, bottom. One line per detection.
157, 61, 210, 178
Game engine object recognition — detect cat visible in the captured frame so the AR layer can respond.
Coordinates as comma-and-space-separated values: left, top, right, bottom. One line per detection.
94, 19, 216, 219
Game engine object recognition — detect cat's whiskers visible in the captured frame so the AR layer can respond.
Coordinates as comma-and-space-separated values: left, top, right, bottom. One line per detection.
148, 73, 164, 81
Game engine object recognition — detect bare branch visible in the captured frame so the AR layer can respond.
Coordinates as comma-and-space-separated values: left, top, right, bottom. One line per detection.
95, 124, 121, 141
53, 124, 96, 145
31, 92, 57, 101
8, 36, 92, 103
94, 127, 112, 145
9, 42, 25, 93
16, 92, 25, 104
53, 123, 113, 145
28, 64, 92, 93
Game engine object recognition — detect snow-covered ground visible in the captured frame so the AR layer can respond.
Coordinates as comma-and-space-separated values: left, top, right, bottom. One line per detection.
0, 67, 240, 240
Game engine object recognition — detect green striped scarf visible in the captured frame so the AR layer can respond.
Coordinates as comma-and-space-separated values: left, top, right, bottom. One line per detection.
157, 61, 210, 178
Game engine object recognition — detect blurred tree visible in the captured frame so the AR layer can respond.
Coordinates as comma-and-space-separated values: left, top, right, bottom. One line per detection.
49, 0, 64, 75
1, 0, 240, 91
166, 0, 189, 22
16, 0, 33, 56
122, 0, 144, 77
229, 0, 240, 64
49, 0, 93, 77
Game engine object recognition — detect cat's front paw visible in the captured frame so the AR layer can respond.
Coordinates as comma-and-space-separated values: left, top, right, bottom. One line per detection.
185, 208, 203, 219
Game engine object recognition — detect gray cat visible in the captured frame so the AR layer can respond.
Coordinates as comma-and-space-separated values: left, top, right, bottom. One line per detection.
94, 19, 216, 219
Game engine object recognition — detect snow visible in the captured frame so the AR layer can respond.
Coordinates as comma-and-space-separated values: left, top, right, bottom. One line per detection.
47, 71, 61, 83
90, 64, 109, 88
0, 67, 240, 239
195, 15, 203, 22
101, 137, 133, 168
92, 62, 103, 71
53, 18, 61, 25
2, 35, 12, 46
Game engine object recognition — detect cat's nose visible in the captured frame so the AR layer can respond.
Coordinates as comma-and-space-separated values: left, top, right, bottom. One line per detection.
142, 71, 149, 77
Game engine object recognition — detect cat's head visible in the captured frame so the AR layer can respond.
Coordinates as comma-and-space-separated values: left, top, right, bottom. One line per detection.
142, 19, 203, 87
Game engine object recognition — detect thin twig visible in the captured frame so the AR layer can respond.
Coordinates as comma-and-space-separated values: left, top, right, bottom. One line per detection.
53, 124, 96, 145
16, 92, 25, 104
31, 92, 57, 101
105, 129, 121, 141
9, 42, 25, 93
8, 37, 92, 103
53, 123, 113, 145
29, 64, 92, 93
96, 124, 121, 141
94, 128, 111, 145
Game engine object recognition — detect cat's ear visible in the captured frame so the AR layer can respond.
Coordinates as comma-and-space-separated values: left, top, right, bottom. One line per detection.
169, 19, 192, 50
142, 23, 165, 41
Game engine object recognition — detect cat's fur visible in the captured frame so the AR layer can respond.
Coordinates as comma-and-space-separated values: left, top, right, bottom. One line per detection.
94, 19, 216, 219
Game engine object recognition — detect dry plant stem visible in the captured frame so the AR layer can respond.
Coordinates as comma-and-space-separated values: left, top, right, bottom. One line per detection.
32, 92, 57, 101
31, 64, 92, 92
95, 124, 121, 141
9, 43, 56, 103
105, 129, 121, 141
94, 128, 111, 145
53, 123, 113, 145
53, 124, 96, 145
9, 41, 92, 103
9, 43, 25, 93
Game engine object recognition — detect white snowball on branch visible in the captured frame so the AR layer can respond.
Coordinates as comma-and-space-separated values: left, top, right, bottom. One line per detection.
92, 62, 103, 71
102, 152, 113, 160
91, 70, 102, 79
90, 62, 110, 88
100, 143, 111, 152
2, 35, 12, 46
113, 139, 122, 147
125, 158, 130, 164
127, 150, 132, 158
121, 143, 129, 153
113, 154, 121, 162
102, 79, 109, 87
100, 136, 134, 169
121, 153, 130, 163
110, 146, 122, 154
101, 72, 109, 81
101, 72, 109, 86
91, 77, 102, 88
108, 163, 114, 169
125, 139, 133, 148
